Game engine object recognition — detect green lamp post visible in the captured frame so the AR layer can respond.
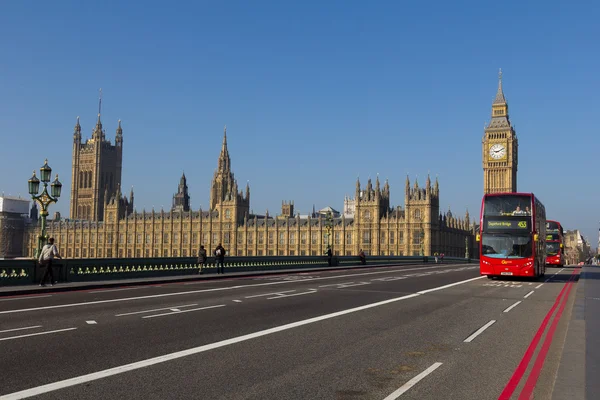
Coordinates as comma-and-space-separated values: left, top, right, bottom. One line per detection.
325, 210, 334, 252
465, 236, 470, 259
28, 159, 62, 258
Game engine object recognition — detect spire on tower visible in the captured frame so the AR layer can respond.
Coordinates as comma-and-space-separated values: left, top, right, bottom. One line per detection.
493, 68, 506, 105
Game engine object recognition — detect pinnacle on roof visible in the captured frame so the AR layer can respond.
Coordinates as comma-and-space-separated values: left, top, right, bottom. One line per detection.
493, 68, 506, 105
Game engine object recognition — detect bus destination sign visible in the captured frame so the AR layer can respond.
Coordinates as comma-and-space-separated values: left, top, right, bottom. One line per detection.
485, 219, 530, 231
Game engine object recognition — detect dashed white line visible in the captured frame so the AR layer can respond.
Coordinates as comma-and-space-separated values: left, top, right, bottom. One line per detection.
267, 290, 317, 300
142, 304, 226, 319
0, 325, 42, 334
535, 283, 543, 289
0, 275, 480, 400
0, 328, 77, 342
524, 291, 534, 298
503, 301, 522, 313
383, 362, 443, 399
0, 295, 52, 302
169, 309, 181, 312
86, 321, 97, 325
89, 287, 142, 294
115, 304, 198, 317
232, 300, 242, 303
464, 320, 496, 343
244, 290, 296, 298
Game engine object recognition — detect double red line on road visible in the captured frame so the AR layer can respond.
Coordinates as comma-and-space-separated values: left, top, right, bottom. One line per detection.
498, 269, 578, 400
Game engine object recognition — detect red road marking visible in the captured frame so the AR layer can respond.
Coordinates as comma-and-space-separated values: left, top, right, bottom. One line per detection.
518, 272, 576, 399
498, 269, 578, 400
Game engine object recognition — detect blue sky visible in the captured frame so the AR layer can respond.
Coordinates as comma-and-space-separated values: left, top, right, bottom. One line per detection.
1, 1, 599, 248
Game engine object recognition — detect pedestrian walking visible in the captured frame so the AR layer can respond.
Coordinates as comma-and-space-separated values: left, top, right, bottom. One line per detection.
38, 238, 61, 287
326, 246, 333, 266
358, 249, 366, 265
197, 245, 207, 274
214, 243, 226, 274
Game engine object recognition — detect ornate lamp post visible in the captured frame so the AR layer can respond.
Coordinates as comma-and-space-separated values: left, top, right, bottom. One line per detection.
28, 159, 62, 258
325, 210, 334, 252
465, 236, 470, 259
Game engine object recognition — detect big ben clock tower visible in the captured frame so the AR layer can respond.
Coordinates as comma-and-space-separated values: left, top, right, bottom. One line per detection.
482, 69, 518, 194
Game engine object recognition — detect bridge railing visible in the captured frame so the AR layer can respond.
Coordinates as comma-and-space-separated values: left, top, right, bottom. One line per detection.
0, 255, 477, 286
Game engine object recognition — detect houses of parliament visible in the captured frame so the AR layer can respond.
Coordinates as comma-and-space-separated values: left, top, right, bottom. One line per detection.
17, 74, 519, 260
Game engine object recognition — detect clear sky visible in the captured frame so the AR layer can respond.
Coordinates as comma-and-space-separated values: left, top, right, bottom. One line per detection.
1, 1, 599, 248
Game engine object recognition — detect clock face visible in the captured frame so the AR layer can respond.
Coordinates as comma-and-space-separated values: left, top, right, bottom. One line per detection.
489, 143, 506, 160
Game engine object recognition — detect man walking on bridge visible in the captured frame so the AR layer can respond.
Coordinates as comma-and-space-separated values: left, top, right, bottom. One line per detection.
214, 243, 226, 274
38, 237, 61, 287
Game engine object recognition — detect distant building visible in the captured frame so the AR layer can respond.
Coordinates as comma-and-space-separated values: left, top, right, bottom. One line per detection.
0, 196, 30, 259
565, 229, 590, 264
172, 173, 190, 213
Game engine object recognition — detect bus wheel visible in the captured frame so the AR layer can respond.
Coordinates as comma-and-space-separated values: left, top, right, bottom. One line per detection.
487, 275, 495, 280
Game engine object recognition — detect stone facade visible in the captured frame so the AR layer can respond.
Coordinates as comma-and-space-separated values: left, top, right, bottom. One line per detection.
483, 70, 518, 194
23, 124, 476, 259
70, 111, 123, 221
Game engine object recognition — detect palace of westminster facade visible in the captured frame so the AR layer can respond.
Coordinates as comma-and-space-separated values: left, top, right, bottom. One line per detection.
19, 74, 517, 260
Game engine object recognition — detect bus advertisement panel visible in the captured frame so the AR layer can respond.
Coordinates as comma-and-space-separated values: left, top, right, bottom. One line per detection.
478, 193, 547, 279
545, 220, 565, 267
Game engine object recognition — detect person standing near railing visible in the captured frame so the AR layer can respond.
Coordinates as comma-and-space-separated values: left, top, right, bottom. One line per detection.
38, 237, 61, 287
214, 243, 226, 274
358, 249, 366, 265
197, 245, 207, 274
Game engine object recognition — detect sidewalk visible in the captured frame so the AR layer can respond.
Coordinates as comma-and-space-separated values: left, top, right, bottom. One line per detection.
0, 262, 426, 297
552, 265, 600, 400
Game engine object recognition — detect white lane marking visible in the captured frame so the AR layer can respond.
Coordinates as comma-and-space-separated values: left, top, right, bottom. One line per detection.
142, 304, 226, 319
318, 282, 370, 288
503, 301, 522, 313
464, 320, 496, 343
86, 321, 97, 325
524, 291, 534, 298
244, 290, 296, 298
535, 283, 544, 289
383, 362, 443, 399
417, 276, 485, 294
115, 304, 198, 317
0, 264, 476, 316
0, 328, 77, 342
371, 276, 408, 282
0, 325, 42, 334
267, 290, 317, 300
88, 287, 142, 294
0, 295, 52, 302
0, 276, 479, 400
232, 300, 242, 303
170, 309, 180, 312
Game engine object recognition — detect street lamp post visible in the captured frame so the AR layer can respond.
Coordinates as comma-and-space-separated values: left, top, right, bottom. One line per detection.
325, 211, 334, 252
28, 159, 62, 259
465, 236, 470, 259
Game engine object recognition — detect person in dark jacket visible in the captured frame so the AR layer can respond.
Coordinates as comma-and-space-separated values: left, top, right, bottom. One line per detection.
214, 243, 226, 274
197, 245, 207, 274
326, 247, 333, 266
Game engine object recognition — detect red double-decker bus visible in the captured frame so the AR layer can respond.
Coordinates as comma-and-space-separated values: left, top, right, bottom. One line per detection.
545, 220, 565, 267
478, 192, 547, 279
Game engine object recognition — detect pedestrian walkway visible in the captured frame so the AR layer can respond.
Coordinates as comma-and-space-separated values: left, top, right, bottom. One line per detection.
0, 261, 419, 297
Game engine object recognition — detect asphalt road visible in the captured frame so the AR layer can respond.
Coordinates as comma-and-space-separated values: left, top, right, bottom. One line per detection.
0, 263, 579, 400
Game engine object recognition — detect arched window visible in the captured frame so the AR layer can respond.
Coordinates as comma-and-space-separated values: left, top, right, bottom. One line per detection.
87, 171, 92, 188
79, 172, 84, 188
225, 209, 231, 219
414, 209, 421, 220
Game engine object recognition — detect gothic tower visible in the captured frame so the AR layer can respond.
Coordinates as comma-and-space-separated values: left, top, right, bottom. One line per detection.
172, 173, 191, 212
404, 175, 439, 256
482, 70, 518, 194
354, 175, 390, 255
209, 126, 250, 224
70, 91, 124, 221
